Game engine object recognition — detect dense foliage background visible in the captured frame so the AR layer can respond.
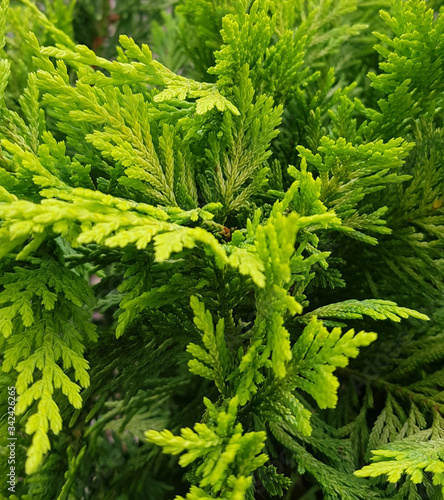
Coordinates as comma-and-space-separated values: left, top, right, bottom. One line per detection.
0, 0, 443, 498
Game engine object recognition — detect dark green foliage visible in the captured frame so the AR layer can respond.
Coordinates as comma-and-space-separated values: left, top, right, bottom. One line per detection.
0, 0, 443, 499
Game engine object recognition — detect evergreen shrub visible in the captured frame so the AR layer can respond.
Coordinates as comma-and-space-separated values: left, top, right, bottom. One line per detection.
0, 0, 443, 498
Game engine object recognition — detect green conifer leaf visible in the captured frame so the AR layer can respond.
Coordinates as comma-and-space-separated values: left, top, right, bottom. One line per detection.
290, 318, 377, 409
355, 439, 444, 494
0, 0, 441, 496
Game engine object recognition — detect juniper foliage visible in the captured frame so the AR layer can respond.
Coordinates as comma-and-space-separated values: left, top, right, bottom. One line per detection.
0, 0, 443, 499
